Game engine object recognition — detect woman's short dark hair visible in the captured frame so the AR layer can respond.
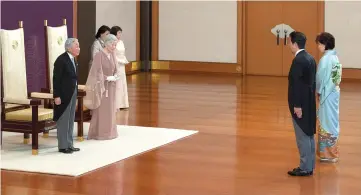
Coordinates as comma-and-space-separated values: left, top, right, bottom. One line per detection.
316, 32, 335, 50
95, 25, 111, 39
110, 26, 123, 36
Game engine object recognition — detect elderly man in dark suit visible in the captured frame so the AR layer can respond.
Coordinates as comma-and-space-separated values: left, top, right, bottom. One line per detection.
287, 31, 317, 176
53, 38, 81, 154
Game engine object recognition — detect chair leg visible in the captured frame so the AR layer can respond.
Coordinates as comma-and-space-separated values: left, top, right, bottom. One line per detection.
43, 131, 49, 138
77, 97, 84, 142
31, 131, 38, 155
77, 122, 84, 141
24, 133, 30, 144
31, 105, 39, 155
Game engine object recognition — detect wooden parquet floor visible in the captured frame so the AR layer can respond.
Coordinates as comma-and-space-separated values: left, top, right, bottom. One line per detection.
2, 72, 361, 195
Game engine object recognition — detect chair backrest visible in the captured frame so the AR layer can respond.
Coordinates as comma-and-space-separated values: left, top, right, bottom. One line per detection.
45, 23, 68, 91
0, 26, 30, 105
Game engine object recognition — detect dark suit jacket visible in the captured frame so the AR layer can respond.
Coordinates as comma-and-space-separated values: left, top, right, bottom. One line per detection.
53, 52, 78, 121
288, 50, 317, 136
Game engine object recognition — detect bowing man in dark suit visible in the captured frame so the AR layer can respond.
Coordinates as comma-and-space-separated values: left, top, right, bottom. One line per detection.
53, 38, 81, 154
287, 31, 317, 176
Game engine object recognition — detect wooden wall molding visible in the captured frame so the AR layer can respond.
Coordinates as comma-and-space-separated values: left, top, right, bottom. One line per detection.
237, 1, 244, 74
241, 1, 246, 76
151, 1, 159, 61
73, 0, 77, 38
317, 0, 325, 60
343, 68, 361, 80
76, 0, 96, 84
151, 61, 241, 74
136, 0, 140, 62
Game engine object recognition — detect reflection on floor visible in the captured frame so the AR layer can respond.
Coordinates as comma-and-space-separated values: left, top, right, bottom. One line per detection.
2, 72, 361, 195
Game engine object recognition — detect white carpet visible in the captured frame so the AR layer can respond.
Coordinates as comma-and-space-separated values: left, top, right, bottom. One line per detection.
0, 123, 198, 176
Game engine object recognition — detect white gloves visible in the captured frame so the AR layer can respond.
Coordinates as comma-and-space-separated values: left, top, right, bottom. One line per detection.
106, 75, 120, 82
106, 76, 117, 82
118, 59, 129, 64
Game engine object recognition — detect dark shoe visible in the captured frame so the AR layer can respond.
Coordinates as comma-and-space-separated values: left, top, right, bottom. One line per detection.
293, 167, 313, 175
59, 148, 73, 154
288, 167, 313, 176
69, 147, 80, 152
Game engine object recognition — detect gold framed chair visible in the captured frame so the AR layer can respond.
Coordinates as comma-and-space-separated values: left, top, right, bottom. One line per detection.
0, 21, 56, 155
42, 19, 91, 141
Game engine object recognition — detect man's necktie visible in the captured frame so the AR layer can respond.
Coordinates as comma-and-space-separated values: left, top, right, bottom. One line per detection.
71, 57, 77, 85
71, 57, 76, 70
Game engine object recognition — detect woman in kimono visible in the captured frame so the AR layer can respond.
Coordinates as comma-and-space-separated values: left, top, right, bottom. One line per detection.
110, 26, 129, 109
84, 34, 120, 140
88, 25, 110, 70
315, 32, 342, 162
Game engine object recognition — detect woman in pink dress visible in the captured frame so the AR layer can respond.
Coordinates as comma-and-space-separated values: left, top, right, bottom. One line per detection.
84, 34, 120, 140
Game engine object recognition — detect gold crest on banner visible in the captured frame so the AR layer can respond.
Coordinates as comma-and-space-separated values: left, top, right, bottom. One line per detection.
12, 40, 18, 50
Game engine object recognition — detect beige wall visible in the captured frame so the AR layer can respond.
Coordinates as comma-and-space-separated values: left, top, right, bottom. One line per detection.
325, 1, 361, 68
96, 0, 137, 62
94, 1, 361, 71
158, 1, 237, 63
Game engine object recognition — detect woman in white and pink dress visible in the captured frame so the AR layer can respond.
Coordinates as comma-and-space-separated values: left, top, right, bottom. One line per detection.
110, 26, 129, 110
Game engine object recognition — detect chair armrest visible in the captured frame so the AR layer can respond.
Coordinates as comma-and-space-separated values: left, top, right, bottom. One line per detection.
41, 88, 52, 93
3, 98, 31, 105
30, 92, 54, 100
3, 103, 30, 113
78, 85, 85, 91
30, 99, 42, 106
77, 90, 86, 97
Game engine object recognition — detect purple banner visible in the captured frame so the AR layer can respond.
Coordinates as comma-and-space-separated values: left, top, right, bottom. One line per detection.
1, 1, 73, 92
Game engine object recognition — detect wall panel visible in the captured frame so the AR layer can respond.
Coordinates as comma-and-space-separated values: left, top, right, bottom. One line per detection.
96, 0, 137, 62
325, 1, 361, 69
77, 0, 96, 84
158, 1, 237, 63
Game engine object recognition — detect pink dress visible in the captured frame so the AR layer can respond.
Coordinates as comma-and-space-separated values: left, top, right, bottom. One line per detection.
84, 50, 118, 140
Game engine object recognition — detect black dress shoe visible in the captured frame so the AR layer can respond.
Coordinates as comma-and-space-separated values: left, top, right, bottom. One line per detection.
292, 167, 312, 174
69, 147, 80, 152
59, 149, 73, 154
288, 167, 313, 176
